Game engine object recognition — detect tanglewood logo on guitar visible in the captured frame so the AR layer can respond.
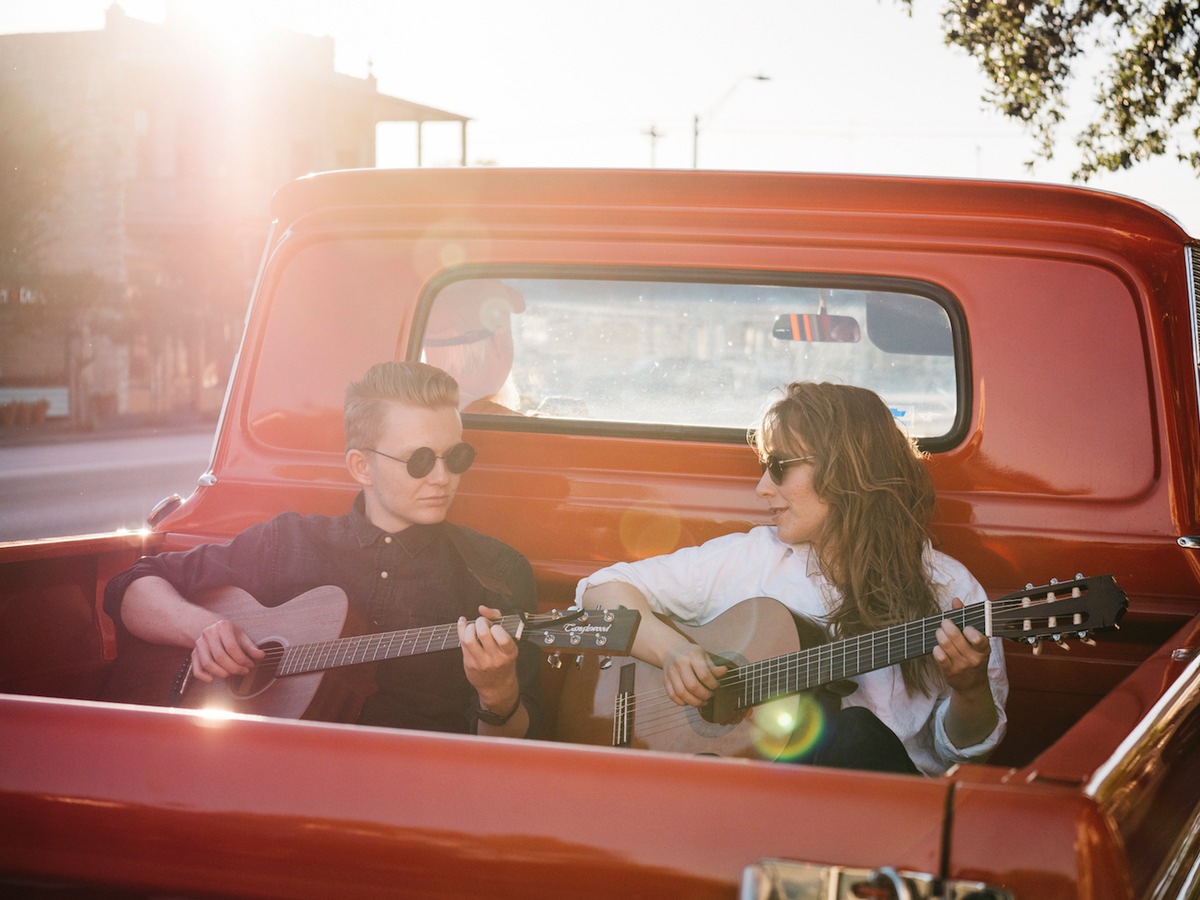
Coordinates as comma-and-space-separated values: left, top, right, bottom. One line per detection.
555, 574, 1127, 760
556, 617, 628, 640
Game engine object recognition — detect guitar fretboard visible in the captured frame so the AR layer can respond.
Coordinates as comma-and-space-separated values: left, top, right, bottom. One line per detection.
277, 615, 524, 677
732, 605, 988, 708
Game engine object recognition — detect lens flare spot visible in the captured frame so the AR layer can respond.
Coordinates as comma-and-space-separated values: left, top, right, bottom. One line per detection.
751, 693, 827, 761
412, 218, 490, 279
438, 242, 467, 268
618, 508, 683, 560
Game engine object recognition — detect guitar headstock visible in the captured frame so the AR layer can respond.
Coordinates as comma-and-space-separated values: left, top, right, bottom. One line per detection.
991, 574, 1128, 651
519, 607, 640, 656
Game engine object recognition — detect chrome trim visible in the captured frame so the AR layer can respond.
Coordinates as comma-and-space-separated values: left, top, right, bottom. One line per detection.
872, 867, 914, 900
1143, 799, 1200, 900
1179, 536, 1200, 549
1086, 650, 1200, 807
1190, 246, 1200, 439
1104, 625, 1200, 900
740, 859, 1014, 900
146, 493, 183, 527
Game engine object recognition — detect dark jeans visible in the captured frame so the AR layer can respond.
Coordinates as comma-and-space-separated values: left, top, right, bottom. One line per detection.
799, 706, 920, 775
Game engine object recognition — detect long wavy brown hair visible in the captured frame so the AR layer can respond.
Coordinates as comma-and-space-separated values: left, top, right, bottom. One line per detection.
753, 382, 942, 695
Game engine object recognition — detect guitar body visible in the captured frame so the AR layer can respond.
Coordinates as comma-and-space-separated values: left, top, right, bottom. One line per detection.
178, 585, 357, 719
105, 585, 369, 722
557, 597, 827, 760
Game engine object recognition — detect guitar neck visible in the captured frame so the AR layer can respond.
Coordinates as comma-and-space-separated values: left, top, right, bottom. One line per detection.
732, 605, 986, 708
277, 615, 525, 677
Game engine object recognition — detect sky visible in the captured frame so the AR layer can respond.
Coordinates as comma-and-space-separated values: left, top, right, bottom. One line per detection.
2, 0, 1198, 236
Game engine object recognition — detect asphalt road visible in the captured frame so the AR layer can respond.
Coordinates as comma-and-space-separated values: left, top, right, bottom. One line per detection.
0, 429, 215, 541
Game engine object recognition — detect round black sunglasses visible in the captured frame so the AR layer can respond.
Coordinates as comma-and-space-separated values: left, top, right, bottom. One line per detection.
365, 442, 476, 478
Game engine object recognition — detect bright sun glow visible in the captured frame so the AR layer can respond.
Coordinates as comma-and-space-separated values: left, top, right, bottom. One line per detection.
164, 1, 274, 65
192, 705, 241, 725
0, 0, 1195, 230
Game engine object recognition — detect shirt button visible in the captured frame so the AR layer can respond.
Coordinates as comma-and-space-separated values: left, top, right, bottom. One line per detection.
384, 536, 392, 544
381, 571, 389, 579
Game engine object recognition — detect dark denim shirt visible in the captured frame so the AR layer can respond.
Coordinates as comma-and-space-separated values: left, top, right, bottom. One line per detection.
103, 493, 541, 736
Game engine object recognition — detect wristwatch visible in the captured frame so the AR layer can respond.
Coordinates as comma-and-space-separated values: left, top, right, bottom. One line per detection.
475, 694, 522, 726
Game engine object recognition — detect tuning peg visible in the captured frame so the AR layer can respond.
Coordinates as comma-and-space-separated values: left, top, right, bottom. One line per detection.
603, 610, 615, 623
547, 652, 563, 669
1076, 632, 1097, 647
1030, 639, 1043, 656
573, 654, 584, 668
599, 656, 613, 669
1054, 638, 1071, 651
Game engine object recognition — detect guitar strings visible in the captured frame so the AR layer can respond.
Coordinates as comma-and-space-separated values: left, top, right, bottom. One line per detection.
619, 603, 971, 740
612, 593, 1092, 743
222, 609, 616, 675
239, 615, 527, 674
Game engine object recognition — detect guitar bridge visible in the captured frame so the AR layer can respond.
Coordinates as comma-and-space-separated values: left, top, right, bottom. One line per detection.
169, 658, 192, 707
613, 662, 636, 747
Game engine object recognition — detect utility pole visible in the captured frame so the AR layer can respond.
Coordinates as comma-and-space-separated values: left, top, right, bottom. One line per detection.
643, 123, 663, 167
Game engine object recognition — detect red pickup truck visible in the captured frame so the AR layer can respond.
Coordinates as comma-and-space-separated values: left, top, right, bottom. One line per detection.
3, 168, 1199, 899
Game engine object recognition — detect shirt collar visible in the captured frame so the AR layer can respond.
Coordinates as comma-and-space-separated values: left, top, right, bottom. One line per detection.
775, 533, 822, 580
348, 491, 443, 553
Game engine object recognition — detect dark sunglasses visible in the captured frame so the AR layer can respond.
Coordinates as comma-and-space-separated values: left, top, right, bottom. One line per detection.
760, 454, 815, 485
366, 442, 476, 478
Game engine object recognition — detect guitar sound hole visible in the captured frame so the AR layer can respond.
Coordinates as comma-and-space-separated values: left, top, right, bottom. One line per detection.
703, 688, 748, 726
703, 659, 747, 725
229, 641, 283, 698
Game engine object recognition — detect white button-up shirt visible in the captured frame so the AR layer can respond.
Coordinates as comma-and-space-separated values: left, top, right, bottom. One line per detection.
575, 525, 1008, 775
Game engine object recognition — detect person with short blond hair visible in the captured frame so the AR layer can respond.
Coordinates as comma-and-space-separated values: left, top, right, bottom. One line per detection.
106, 360, 541, 738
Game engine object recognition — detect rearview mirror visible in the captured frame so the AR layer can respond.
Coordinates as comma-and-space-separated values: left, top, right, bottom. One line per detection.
771, 313, 861, 343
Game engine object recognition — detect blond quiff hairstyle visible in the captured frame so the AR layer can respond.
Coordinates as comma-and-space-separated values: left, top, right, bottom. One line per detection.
344, 361, 459, 453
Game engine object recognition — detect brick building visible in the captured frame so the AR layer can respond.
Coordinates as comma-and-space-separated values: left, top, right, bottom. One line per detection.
0, 4, 468, 426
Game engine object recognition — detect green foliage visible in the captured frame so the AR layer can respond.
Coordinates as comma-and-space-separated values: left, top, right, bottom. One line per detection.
904, 0, 1200, 179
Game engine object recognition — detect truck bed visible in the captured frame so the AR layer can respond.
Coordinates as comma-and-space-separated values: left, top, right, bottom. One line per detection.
4, 168, 1200, 898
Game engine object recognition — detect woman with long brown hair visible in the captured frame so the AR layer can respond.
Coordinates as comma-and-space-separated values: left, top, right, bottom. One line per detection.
576, 382, 1006, 774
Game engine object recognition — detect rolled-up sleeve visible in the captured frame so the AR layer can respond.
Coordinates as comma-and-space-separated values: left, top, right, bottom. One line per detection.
575, 529, 775, 623
102, 519, 281, 632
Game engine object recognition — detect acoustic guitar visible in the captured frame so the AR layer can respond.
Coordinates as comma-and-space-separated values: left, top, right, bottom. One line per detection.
109, 585, 639, 721
555, 575, 1127, 760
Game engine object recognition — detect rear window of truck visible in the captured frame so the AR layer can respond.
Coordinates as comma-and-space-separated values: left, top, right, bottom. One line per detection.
418, 273, 965, 442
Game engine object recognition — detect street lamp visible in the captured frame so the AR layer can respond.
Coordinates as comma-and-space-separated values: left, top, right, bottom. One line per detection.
692, 73, 770, 168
